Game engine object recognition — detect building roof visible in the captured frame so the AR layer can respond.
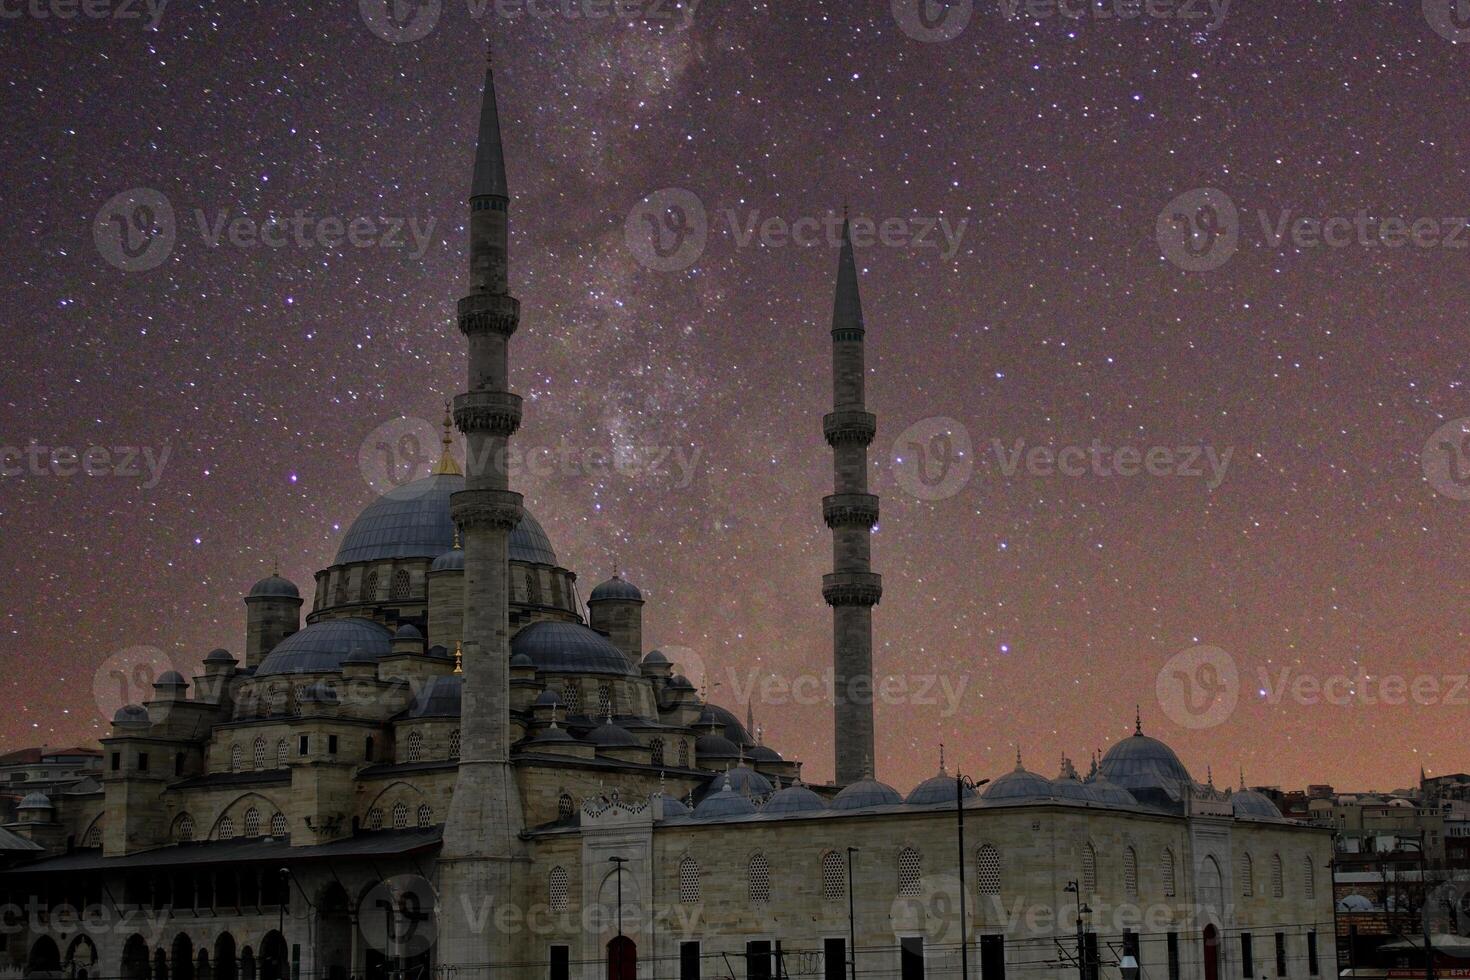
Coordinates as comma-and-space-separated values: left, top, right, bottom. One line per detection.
248, 574, 301, 600
589, 573, 643, 603
510, 621, 634, 677
1098, 730, 1193, 795
399, 675, 463, 719
255, 618, 392, 676
831, 778, 903, 811
906, 771, 975, 806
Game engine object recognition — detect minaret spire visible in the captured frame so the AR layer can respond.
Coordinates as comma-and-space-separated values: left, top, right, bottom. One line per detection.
822, 211, 881, 786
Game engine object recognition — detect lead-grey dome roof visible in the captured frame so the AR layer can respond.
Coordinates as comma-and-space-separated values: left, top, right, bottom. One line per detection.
1098, 731, 1193, 794
763, 783, 827, 815
697, 703, 754, 746
589, 574, 643, 602
430, 544, 465, 572
511, 621, 635, 676
112, 704, 149, 725
1084, 774, 1138, 807
1231, 788, 1284, 820
256, 619, 391, 676
907, 771, 975, 806
204, 648, 235, 663
248, 574, 300, 599
831, 778, 903, 811
154, 671, 187, 687
656, 793, 692, 818
401, 675, 462, 719
17, 792, 51, 810
708, 765, 772, 799
693, 779, 757, 819
982, 764, 1054, 804
333, 473, 557, 566
587, 720, 640, 748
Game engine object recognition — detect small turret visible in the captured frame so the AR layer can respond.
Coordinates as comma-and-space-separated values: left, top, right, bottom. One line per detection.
245, 568, 303, 669
588, 569, 644, 667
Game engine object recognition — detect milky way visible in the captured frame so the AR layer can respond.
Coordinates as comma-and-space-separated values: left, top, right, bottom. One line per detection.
4, 0, 1470, 791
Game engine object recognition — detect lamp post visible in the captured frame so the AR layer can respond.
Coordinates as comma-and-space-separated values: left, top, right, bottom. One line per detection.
1400, 837, 1433, 980
847, 847, 859, 980
1065, 880, 1092, 980
277, 868, 290, 980
955, 772, 990, 980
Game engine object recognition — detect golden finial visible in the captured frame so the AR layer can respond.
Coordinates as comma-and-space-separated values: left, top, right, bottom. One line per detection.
452, 527, 461, 550
453, 641, 463, 675
433, 400, 462, 475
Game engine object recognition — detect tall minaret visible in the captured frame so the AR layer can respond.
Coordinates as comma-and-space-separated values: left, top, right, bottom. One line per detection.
438, 46, 527, 972
822, 215, 882, 785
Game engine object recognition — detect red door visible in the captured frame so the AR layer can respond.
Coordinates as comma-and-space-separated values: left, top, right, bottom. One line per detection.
1204, 925, 1220, 980
607, 936, 636, 980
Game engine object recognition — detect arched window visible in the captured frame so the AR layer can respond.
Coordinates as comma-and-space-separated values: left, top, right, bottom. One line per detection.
677, 740, 689, 767
1241, 853, 1255, 896
898, 847, 923, 897
243, 808, 260, 837
406, 731, 423, 763
390, 569, 411, 600
650, 738, 665, 767
1162, 848, 1177, 897
562, 682, 582, 717
269, 813, 287, 838
416, 804, 433, 828
526, 570, 542, 605
597, 683, 613, 720
1124, 846, 1139, 897
361, 570, 379, 601
1081, 843, 1097, 895
678, 856, 701, 904
217, 817, 236, 841
251, 738, 266, 770
229, 744, 242, 773
549, 866, 569, 913
82, 821, 103, 848
176, 814, 195, 843
392, 802, 408, 829
558, 793, 575, 820
368, 808, 383, 831
1303, 854, 1316, 899
977, 844, 1002, 896
749, 853, 771, 905
1271, 854, 1284, 898
448, 729, 461, 760
275, 739, 288, 768
822, 850, 846, 901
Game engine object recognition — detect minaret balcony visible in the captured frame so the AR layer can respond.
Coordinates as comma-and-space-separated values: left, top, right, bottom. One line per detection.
451, 488, 524, 531
457, 292, 520, 337
823, 410, 877, 447
823, 493, 879, 529
454, 390, 522, 438
822, 572, 883, 608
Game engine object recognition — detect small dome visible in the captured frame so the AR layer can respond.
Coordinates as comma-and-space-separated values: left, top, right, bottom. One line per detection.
656, 793, 692, 818
1051, 775, 1097, 804
510, 651, 534, 668
642, 650, 669, 665
112, 704, 149, 726
343, 645, 379, 666
511, 621, 635, 676
749, 744, 783, 763
831, 778, 903, 811
256, 619, 392, 676
248, 574, 300, 599
982, 762, 1054, 804
204, 648, 235, 663
907, 771, 976, 806
17, 792, 52, 811
587, 721, 640, 749
402, 675, 462, 719
430, 546, 465, 572
694, 779, 757, 820
763, 783, 827, 815
668, 674, 696, 691
709, 765, 772, 799
1084, 775, 1138, 807
1231, 788, 1284, 820
529, 723, 576, 744
697, 704, 755, 746
154, 671, 187, 688
393, 624, 423, 640
590, 574, 643, 603
695, 733, 741, 762
533, 689, 563, 707
1338, 894, 1375, 912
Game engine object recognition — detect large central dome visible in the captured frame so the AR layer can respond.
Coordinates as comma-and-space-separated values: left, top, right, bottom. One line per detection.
334, 473, 558, 565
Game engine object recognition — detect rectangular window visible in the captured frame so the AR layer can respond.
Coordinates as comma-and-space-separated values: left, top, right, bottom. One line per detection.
328, 735, 338, 754
1168, 932, 1181, 980
681, 941, 702, 980
825, 938, 847, 980
549, 945, 569, 980
111, 752, 120, 771
746, 940, 773, 980
136, 752, 148, 772
298, 735, 308, 756
1276, 933, 1287, 977
1307, 932, 1319, 976
1241, 933, 1254, 979
981, 934, 1006, 980
901, 936, 926, 980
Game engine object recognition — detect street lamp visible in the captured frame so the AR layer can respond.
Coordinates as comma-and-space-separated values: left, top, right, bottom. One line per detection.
847, 847, 859, 980
1400, 837, 1433, 980
954, 772, 991, 980
1065, 880, 1093, 980
277, 868, 290, 980
608, 857, 628, 939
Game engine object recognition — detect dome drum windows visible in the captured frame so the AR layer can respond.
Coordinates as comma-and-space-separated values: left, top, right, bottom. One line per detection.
390, 569, 412, 600
406, 731, 423, 764
392, 802, 408, 829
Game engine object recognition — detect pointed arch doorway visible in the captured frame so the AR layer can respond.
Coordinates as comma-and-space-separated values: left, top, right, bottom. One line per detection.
606, 936, 636, 980
1203, 924, 1221, 980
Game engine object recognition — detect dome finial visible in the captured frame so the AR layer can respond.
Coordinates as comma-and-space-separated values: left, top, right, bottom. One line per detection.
1239, 765, 1246, 790
433, 401, 463, 475
1207, 765, 1214, 787
1015, 746, 1023, 771
453, 641, 463, 675
1135, 705, 1143, 735
938, 742, 946, 774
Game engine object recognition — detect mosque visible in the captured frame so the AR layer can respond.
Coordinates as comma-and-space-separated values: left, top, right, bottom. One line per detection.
0, 49, 1333, 980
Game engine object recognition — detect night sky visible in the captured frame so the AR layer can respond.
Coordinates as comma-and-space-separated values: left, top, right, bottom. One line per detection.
4, 0, 1470, 793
